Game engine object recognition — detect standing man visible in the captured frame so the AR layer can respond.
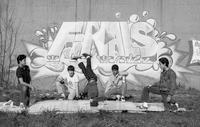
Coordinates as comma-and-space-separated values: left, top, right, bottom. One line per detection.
56, 65, 79, 100
140, 57, 177, 109
16, 54, 34, 107
104, 64, 128, 101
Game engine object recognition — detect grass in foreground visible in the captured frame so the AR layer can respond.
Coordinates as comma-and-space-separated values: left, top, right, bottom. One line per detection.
0, 88, 200, 127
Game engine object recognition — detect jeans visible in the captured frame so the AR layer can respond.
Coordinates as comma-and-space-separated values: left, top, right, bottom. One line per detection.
141, 84, 171, 103
83, 80, 98, 99
20, 86, 30, 106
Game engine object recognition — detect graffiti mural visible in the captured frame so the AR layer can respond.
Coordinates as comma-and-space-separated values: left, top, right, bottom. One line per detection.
188, 40, 200, 65
23, 12, 192, 88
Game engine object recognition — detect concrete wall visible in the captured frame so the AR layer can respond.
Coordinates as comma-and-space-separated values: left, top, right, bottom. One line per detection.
7, 0, 200, 47
1, 0, 200, 90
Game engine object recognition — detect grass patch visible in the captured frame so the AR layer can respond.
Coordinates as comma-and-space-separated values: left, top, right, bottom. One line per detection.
0, 88, 200, 127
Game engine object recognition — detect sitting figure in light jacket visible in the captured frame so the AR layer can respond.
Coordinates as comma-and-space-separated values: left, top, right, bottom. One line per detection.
105, 64, 128, 101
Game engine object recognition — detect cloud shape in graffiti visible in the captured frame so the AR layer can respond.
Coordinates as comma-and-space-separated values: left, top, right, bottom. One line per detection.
29, 47, 65, 72
35, 26, 59, 50
29, 48, 47, 68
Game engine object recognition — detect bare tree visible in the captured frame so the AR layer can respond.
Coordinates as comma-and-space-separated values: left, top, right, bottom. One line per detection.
0, 0, 20, 88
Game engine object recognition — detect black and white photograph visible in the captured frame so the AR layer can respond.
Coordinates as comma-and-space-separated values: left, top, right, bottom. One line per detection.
0, 0, 200, 126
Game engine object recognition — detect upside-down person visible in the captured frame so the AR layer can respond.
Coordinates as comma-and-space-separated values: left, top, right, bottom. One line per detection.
72, 53, 99, 106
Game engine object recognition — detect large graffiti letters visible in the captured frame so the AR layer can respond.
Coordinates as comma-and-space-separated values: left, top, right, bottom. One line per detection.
24, 12, 180, 82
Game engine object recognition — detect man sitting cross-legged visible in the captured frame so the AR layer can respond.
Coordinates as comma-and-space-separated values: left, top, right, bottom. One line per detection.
55, 65, 79, 100
140, 57, 178, 110
104, 64, 128, 101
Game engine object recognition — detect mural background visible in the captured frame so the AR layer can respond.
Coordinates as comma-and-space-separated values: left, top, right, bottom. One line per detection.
1, 0, 200, 92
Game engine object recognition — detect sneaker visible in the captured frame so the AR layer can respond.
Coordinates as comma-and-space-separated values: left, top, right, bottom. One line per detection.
116, 95, 121, 101
79, 93, 84, 99
138, 102, 148, 109
60, 80, 65, 84
170, 102, 179, 112
175, 103, 179, 109
90, 99, 98, 107
19, 103, 25, 109
121, 96, 125, 102
60, 93, 65, 99
82, 53, 92, 58
107, 96, 116, 101
3, 100, 13, 107
72, 56, 82, 61
74, 96, 79, 100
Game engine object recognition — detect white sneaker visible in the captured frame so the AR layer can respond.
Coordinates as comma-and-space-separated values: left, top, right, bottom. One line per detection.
121, 96, 125, 102
116, 95, 121, 101
143, 102, 148, 108
175, 103, 179, 109
19, 103, 25, 110
61, 93, 65, 98
3, 100, 13, 107
138, 102, 148, 109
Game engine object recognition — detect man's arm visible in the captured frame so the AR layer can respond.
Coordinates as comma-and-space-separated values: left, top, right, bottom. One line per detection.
168, 71, 177, 95
56, 75, 65, 84
113, 72, 128, 86
160, 70, 177, 95
105, 77, 114, 93
75, 75, 80, 97
75, 82, 79, 97
18, 78, 34, 90
112, 74, 122, 86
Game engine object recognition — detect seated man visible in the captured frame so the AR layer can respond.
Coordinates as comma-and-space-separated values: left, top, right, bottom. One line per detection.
55, 65, 79, 100
104, 64, 128, 101
140, 57, 178, 109
73, 53, 98, 99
